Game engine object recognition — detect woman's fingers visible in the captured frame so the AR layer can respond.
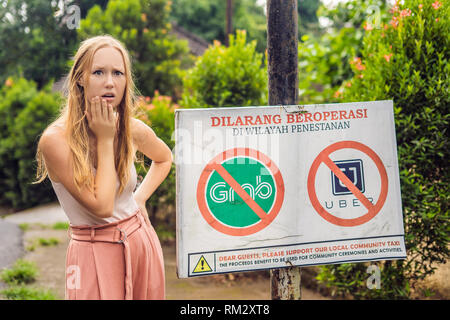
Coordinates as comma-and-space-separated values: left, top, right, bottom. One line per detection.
88, 96, 115, 125
105, 100, 111, 121
102, 99, 114, 124
107, 103, 113, 122
101, 98, 107, 119
98, 98, 102, 118
91, 96, 99, 121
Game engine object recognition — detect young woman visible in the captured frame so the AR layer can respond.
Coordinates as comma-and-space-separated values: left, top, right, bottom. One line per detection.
35, 35, 172, 300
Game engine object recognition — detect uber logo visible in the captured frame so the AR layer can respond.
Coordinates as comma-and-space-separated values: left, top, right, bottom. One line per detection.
331, 159, 365, 195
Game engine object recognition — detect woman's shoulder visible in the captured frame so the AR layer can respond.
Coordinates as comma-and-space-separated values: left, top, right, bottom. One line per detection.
40, 122, 68, 151
130, 117, 144, 130
39, 123, 70, 183
130, 117, 155, 136
130, 117, 157, 147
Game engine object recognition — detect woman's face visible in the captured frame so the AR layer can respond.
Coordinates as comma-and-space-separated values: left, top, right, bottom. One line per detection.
83, 47, 126, 110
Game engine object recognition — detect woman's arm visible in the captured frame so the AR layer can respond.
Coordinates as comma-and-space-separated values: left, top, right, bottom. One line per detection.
132, 118, 173, 212
94, 137, 117, 216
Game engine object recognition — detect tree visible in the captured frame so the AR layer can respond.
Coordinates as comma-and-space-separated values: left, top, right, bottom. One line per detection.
0, 0, 78, 89
298, 0, 321, 38
0, 78, 61, 210
78, 0, 191, 98
76, 0, 109, 18
170, 0, 267, 52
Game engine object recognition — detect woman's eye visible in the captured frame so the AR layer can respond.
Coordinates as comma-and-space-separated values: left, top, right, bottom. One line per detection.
92, 70, 123, 76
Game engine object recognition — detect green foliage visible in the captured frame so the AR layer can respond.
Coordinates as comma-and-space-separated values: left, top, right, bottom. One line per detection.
318, 0, 449, 299
0, 77, 61, 210
0, 0, 78, 89
298, 0, 321, 38
1, 259, 38, 285
155, 224, 176, 243
298, 0, 390, 103
0, 285, 57, 300
137, 93, 177, 149
317, 0, 389, 30
76, 0, 109, 18
18, 223, 30, 232
0, 259, 57, 300
181, 30, 267, 108
170, 0, 322, 51
135, 92, 177, 226
170, 0, 267, 52
52, 222, 70, 230
298, 28, 363, 103
78, 0, 191, 98
37, 237, 60, 247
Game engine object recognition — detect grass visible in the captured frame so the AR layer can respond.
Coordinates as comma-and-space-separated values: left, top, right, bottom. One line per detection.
18, 223, 30, 231
0, 221, 65, 300
1, 259, 38, 285
19, 222, 69, 232
52, 222, 69, 230
1, 285, 57, 300
0, 259, 57, 300
38, 237, 60, 246
26, 237, 60, 252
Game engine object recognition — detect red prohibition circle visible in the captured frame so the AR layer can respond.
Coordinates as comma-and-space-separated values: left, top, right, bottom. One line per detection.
307, 141, 388, 227
197, 148, 285, 236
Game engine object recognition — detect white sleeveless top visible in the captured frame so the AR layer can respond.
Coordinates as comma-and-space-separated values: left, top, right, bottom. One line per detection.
50, 164, 140, 226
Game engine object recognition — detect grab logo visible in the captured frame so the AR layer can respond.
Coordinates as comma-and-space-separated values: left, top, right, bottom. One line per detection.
209, 175, 273, 203
197, 148, 284, 236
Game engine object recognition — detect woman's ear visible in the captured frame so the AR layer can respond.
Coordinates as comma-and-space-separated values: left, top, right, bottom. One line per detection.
77, 75, 86, 88
77, 80, 85, 91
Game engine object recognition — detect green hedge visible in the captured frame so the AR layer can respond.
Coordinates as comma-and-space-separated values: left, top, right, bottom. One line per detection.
0, 78, 61, 211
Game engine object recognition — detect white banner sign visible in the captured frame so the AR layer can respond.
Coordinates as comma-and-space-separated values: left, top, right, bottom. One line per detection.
175, 100, 406, 278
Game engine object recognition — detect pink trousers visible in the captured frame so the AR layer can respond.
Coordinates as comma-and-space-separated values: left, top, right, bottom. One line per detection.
65, 209, 165, 300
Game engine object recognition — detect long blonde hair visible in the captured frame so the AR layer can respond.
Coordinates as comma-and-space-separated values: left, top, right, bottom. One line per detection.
35, 35, 141, 195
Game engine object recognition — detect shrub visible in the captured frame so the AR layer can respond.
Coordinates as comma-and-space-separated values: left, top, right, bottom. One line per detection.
180, 30, 267, 108
318, 0, 449, 299
0, 0, 78, 90
0, 77, 61, 210
298, 0, 391, 104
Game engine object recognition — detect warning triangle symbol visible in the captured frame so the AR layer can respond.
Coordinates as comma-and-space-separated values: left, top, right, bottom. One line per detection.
193, 255, 212, 273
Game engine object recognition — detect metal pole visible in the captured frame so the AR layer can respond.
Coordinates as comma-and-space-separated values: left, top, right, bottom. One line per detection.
267, 0, 301, 300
